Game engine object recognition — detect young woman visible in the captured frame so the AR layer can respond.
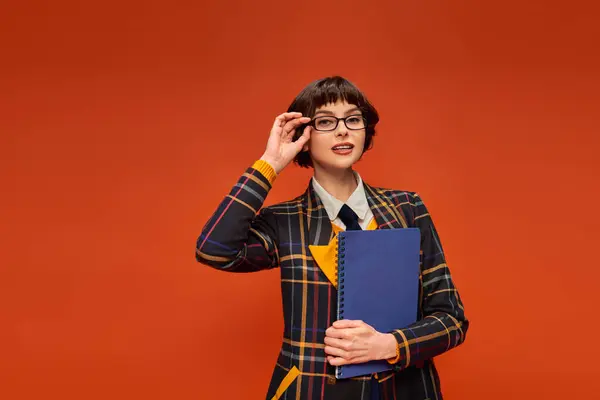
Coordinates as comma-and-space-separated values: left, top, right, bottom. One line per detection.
196, 76, 468, 400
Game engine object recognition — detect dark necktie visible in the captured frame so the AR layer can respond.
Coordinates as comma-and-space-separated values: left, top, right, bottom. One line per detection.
338, 204, 362, 231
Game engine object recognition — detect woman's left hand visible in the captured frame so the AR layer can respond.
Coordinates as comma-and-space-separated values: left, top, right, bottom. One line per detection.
324, 320, 398, 366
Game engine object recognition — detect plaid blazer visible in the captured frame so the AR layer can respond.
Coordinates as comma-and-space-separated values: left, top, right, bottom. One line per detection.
196, 164, 469, 400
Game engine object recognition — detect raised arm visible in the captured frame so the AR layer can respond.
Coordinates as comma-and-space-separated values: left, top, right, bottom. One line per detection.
195, 112, 312, 272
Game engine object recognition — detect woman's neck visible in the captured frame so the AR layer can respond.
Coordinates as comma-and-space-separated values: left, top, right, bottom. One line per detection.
313, 166, 358, 203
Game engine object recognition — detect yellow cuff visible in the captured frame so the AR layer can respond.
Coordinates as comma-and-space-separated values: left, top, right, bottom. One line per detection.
387, 341, 401, 364
252, 160, 277, 185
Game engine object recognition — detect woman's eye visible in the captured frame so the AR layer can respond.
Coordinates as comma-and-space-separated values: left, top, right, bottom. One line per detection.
317, 119, 334, 127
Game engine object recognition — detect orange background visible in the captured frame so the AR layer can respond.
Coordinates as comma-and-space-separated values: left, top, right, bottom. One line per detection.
2, 1, 599, 399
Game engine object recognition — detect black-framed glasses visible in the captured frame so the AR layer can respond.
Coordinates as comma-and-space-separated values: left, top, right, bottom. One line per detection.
309, 115, 367, 132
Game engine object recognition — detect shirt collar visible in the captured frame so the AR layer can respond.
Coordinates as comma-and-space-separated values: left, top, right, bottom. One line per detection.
311, 171, 370, 221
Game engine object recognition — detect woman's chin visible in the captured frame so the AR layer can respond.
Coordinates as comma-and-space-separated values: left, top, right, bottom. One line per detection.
315, 158, 357, 173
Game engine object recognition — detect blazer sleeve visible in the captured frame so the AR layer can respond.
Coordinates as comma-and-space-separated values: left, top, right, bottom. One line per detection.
195, 160, 280, 273
387, 192, 469, 369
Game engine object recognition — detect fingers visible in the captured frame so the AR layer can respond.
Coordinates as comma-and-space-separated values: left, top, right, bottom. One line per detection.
324, 335, 355, 361
332, 319, 364, 329
327, 355, 369, 366
324, 336, 350, 351
295, 125, 311, 151
272, 112, 304, 131
273, 112, 301, 126
325, 326, 351, 340
282, 116, 310, 138
327, 356, 349, 366
324, 344, 349, 359
325, 320, 373, 366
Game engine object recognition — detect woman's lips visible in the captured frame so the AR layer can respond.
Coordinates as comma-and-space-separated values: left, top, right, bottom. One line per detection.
332, 143, 354, 155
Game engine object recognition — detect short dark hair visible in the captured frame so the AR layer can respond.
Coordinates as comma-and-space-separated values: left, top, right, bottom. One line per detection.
287, 76, 380, 168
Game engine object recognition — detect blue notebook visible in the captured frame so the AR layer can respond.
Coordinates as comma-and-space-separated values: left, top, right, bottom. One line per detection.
335, 228, 421, 379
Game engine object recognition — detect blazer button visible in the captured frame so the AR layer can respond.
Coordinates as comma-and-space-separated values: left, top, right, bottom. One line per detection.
327, 376, 336, 385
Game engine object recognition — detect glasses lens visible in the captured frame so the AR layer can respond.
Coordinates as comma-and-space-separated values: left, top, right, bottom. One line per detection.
345, 115, 366, 130
313, 117, 337, 131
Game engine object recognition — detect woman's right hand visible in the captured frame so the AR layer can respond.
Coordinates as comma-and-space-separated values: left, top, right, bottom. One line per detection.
260, 112, 312, 174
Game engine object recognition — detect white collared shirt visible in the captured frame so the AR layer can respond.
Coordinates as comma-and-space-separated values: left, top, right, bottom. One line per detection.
311, 171, 375, 230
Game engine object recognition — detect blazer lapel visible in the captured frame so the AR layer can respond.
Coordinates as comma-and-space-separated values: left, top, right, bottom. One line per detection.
302, 181, 339, 286
303, 181, 333, 246
364, 183, 409, 230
